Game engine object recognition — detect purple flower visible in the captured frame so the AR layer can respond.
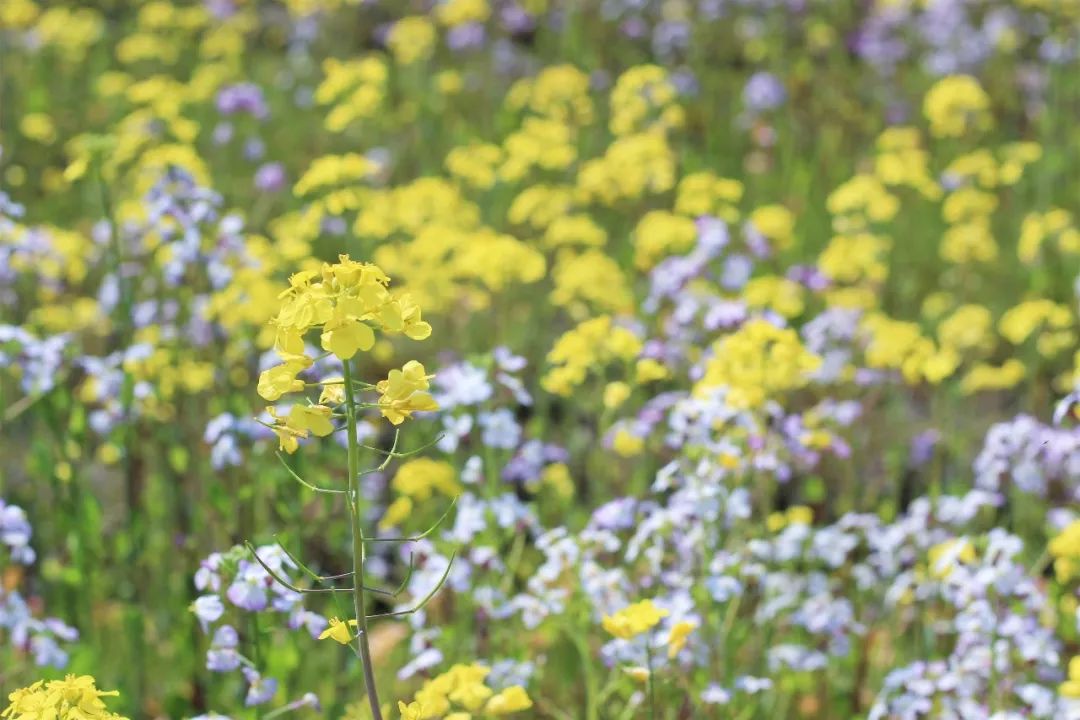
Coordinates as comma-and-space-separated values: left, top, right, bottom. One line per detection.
206, 648, 241, 673
226, 567, 269, 612
253, 163, 286, 193
479, 409, 521, 450
192, 595, 225, 631
216, 83, 269, 120
242, 668, 277, 706
743, 72, 786, 113
447, 22, 485, 51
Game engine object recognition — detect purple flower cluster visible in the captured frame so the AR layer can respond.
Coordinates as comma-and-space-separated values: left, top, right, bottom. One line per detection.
192, 545, 326, 709
1, 498, 79, 668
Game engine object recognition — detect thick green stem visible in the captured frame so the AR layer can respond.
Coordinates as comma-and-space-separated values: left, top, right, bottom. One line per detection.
343, 360, 383, 720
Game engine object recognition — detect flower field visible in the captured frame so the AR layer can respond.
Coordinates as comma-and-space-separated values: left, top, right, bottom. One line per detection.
2, 0, 1080, 718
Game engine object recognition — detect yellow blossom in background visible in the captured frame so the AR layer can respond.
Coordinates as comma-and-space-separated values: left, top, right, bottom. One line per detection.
576, 131, 676, 205
484, 686, 532, 715
387, 16, 436, 65
749, 204, 796, 251
1049, 520, 1080, 584
392, 458, 460, 501
612, 428, 644, 457
743, 276, 805, 319
695, 320, 821, 408
603, 381, 632, 409
923, 74, 992, 138
667, 620, 697, 658
960, 359, 1027, 394
927, 538, 977, 579
767, 505, 814, 532
602, 599, 669, 639
608, 64, 682, 136
635, 358, 670, 383
551, 249, 633, 315
938, 304, 994, 353
543, 214, 608, 249
675, 171, 744, 221
445, 143, 503, 189
633, 210, 697, 270
1060, 657, 1080, 698
506, 64, 594, 126
543, 316, 643, 396
435, 0, 490, 27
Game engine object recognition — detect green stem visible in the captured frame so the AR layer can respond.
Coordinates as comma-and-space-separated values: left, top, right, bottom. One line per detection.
645, 642, 657, 720
566, 625, 599, 720
342, 360, 383, 720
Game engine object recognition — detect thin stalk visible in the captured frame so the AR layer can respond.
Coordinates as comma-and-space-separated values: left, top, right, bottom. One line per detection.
645, 642, 657, 720
565, 625, 599, 720
342, 360, 383, 720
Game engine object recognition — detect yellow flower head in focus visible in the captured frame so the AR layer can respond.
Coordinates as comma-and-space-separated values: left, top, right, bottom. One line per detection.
376, 361, 439, 425
2, 675, 128, 720
318, 617, 358, 645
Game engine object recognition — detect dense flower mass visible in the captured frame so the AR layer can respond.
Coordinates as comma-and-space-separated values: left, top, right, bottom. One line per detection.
3, 0, 1080, 718
2, 676, 127, 720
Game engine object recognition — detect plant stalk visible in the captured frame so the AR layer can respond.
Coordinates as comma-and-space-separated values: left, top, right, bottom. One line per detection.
343, 360, 383, 720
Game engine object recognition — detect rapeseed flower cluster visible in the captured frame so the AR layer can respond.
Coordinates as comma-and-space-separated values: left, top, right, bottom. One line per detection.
5, 1, 1080, 718
2, 676, 127, 720
396, 664, 531, 719
695, 320, 821, 409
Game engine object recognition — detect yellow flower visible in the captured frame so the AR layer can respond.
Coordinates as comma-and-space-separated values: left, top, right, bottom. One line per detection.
694, 320, 821, 408
1062, 657, 1080, 698
318, 617, 358, 645
667, 620, 697, 658
923, 75, 991, 138
448, 681, 492, 712
602, 599, 669, 639
397, 700, 425, 720
287, 404, 335, 437
749, 205, 796, 251
2, 675, 127, 720
483, 686, 532, 715
392, 458, 460, 501
928, 538, 977, 579
603, 381, 631, 410
320, 316, 376, 359
257, 354, 312, 401
1049, 521, 1080, 584
267, 407, 307, 454
635, 358, 670, 383
541, 463, 575, 499
960, 360, 1026, 395
612, 428, 644, 457
387, 16, 436, 65
318, 378, 346, 405
379, 496, 414, 531
623, 666, 651, 683
376, 361, 439, 425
